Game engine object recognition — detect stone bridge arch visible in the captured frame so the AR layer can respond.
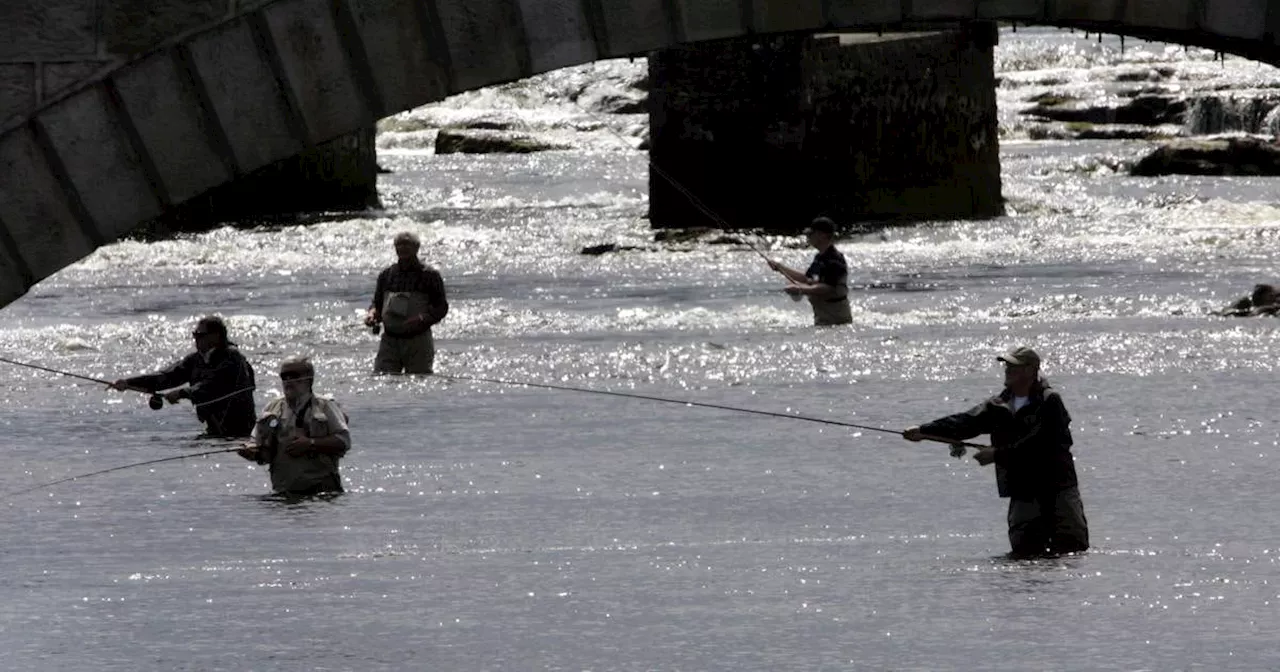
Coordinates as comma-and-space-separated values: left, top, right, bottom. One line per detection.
2, 0, 1279, 308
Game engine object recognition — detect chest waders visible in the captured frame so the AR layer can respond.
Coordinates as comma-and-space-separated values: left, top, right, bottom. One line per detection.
376, 291, 436, 374
809, 288, 852, 326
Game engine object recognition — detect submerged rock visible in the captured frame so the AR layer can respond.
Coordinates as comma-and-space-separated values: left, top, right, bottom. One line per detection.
1023, 94, 1187, 126
435, 129, 571, 154
580, 242, 649, 255
1130, 136, 1280, 176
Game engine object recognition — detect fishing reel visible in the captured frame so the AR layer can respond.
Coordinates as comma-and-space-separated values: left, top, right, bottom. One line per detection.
148, 394, 164, 411
949, 443, 967, 459
251, 416, 282, 465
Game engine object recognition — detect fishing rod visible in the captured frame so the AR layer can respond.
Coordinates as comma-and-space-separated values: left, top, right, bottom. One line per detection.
1, 354, 127, 388
0, 355, 255, 411
432, 372, 988, 451
564, 93, 776, 262
0, 354, 164, 407
4, 446, 242, 499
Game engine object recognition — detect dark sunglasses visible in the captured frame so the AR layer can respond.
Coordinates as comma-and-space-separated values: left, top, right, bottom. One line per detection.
192, 330, 212, 337
279, 370, 309, 381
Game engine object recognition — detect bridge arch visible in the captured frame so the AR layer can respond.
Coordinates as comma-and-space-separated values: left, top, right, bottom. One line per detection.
2, 0, 1278, 308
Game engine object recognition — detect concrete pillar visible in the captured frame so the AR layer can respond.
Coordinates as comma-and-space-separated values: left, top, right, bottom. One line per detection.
648, 24, 1003, 231
137, 126, 381, 237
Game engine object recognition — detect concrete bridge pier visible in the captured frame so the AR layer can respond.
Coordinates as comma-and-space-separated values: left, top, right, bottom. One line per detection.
648, 24, 1004, 231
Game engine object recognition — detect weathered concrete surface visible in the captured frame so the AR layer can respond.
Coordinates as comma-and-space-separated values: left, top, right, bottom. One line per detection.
136, 127, 381, 238
186, 19, 305, 175
0, 126, 98, 289
1, 0, 378, 243
12, 0, 1280, 306
113, 52, 233, 204
43, 61, 107, 99
649, 29, 1002, 230
0, 65, 37, 125
39, 85, 165, 240
104, 0, 230, 54
0, 1, 99, 59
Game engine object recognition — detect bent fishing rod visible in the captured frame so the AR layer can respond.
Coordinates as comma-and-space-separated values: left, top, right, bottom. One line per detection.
432, 372, 988, 450
4, 447, 242, 499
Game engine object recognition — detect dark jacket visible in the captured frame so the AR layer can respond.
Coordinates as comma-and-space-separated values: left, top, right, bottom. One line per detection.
920, 380, 1078, 499
124, 347, 257, 437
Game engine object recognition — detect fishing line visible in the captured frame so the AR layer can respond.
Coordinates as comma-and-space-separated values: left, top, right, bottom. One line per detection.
0, 355, 143, 391
0, 354, 255, 410
4, 447, 242, 499
560, 88, 775, 261
432, 372, 988, 450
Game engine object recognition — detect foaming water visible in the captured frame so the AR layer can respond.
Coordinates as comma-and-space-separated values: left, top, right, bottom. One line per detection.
2, 29, 1280, 672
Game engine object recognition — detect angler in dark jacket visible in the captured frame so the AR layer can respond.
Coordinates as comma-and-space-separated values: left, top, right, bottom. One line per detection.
112, 316, 257, 437
903, 346, 1089, 558
364, 231, 449, 374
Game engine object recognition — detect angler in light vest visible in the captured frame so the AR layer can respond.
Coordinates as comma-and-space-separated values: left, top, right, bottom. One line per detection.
765, 217, 853, 326
364, 231, 449, 374
238, 357, 350, 497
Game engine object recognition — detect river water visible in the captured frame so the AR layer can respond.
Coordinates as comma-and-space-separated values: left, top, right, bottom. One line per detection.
1, 28, 1278, 672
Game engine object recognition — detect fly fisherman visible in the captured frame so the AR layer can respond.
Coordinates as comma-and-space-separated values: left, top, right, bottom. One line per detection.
111, 316, 256, 437
238, 357, 350, 497
765, 217, 853, 326
903, 346, 1090, 559
364, 231, 449, 374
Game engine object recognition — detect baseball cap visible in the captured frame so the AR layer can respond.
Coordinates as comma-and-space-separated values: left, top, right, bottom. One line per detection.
805, 217, 836, 236
997, 346, 1041, 368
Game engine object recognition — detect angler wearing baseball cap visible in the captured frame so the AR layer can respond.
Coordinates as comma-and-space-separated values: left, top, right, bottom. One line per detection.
903, 346, 1089, 558
765, 217, 852, 326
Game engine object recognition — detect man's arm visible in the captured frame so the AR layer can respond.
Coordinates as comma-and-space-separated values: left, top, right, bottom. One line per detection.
1251, 304, 1280, 316
286, 399, 351, 457
368, 268, 387, 320
767, 259, 808, 284
918, 401, 996, 442
422, 268, 449, 326
119, 355, 195, 393
239, 403, 281, 463
306, 431, 350, 456
787, 280, 837, 298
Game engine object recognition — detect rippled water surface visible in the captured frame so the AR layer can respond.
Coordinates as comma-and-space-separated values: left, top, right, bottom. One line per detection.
2, 29, 1280, 672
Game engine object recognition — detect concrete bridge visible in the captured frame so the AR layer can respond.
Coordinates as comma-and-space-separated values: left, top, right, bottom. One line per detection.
1, 0, 1279, 309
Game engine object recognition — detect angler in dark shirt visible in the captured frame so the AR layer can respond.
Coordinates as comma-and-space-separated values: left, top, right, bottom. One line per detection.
903, 346, 1089, 558
111, 316, 257, 437
766, 217, 852, 326
364, 231, 449, 374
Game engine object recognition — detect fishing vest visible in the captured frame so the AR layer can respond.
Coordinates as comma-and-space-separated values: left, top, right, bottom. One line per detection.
381, 291, 432, 337
255, 395, 348, 494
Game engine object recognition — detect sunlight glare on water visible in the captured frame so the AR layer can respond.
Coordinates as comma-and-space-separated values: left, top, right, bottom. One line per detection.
1, 27, 1279, 672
